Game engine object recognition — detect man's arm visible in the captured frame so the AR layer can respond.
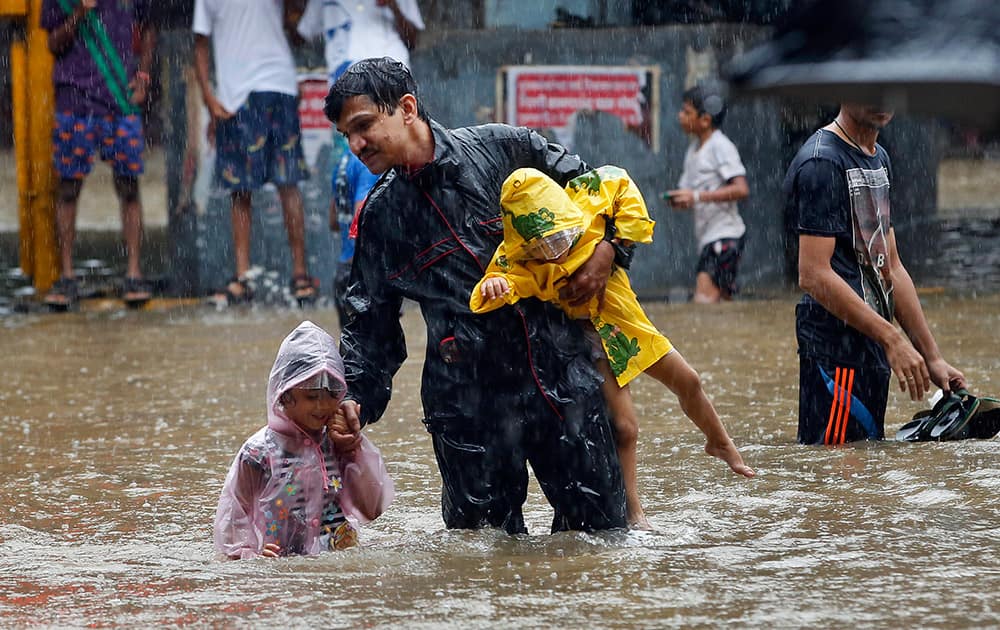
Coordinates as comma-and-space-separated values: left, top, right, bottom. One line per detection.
47, 0, 95, 55
884, 229, 965, 392
799, 233, 933, 400
129, 17, 156, 105
284, 0, 308, 46
339, 239, 407, 426
340, 298, 407, 426
380, 0, 419, 50
193, 34, 232, 121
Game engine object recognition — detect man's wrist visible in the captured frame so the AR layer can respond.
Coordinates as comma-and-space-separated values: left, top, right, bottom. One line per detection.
693, 190, 701, 203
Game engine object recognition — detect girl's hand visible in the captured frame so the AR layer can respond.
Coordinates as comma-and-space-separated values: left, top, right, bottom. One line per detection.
481, 277, 510, 301
261, 543, 282, 558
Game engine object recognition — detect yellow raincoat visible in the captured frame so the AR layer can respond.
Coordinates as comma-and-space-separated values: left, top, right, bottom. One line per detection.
470, 166, 673, 386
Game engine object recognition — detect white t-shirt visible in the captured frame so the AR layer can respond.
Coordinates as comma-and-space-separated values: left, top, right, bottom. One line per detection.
192, 0, 299, 113
677, 129, 747, 249
297, 0, 425, 85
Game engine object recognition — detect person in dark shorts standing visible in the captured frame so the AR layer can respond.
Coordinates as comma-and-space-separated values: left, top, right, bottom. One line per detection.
41, 0, 156, 309
666, 83, 750, 303
325, 57, 629, 534
785, 103, 965, 445
193, 0, 317, 304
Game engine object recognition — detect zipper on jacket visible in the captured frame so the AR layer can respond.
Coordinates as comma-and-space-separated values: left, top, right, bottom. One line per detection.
421, 189, 564, 421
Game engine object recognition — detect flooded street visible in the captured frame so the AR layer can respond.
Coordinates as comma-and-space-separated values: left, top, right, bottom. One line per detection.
1, 295, 998, 628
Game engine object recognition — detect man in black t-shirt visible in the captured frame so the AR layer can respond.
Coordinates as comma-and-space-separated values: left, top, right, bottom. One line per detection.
784, 104, 965, 445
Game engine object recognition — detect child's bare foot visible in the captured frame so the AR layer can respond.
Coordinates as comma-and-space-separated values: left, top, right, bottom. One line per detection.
706, 439, 755, 478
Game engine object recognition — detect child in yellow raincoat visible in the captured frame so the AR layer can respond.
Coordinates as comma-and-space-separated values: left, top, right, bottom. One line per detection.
470, 166, 754, 528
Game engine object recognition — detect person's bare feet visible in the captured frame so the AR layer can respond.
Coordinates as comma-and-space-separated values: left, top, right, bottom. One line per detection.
705, 439, 755, 478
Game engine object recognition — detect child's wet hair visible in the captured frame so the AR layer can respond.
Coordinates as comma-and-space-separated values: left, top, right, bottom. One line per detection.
683, 83, 727, 127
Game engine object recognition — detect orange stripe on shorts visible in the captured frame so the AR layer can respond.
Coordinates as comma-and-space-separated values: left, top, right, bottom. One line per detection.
824, 366, 843, 445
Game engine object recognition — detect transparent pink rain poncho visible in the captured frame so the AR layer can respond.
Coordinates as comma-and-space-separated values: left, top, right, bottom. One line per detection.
213, 321, 394, 559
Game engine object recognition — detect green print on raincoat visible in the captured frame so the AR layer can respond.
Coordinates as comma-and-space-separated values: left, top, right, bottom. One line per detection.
502, 206, 557, 242
594, 316, 641, 377
567, 166, 626, 195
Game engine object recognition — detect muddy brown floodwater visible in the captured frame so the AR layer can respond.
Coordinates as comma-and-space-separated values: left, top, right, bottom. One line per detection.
1, 294, 997, 628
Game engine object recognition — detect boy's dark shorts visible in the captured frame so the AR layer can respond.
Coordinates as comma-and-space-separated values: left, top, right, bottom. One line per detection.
696, 236, 745, 296
798, 352, 891, 444
53, 111, 144, 180
214, 91, 308, 191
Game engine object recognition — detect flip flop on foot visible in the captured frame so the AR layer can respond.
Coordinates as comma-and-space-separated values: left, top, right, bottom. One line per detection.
44, 276, 79, 311
215, 277, 254, 306
291, 274, 318, 305
122, 276, 152, 308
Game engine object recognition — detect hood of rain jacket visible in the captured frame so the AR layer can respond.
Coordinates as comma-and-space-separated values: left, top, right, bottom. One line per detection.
499, 167, 586, 263
266, 320, 347, 436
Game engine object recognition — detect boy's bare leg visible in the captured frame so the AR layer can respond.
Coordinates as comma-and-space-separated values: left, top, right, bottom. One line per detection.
113, 175, 144, 280
278, 184, 308, 279
646, 351, 755, 478
693, 272, 722, 303
230, 190, 253, 293
596, 358, 650, 529
55, 179, 83, 279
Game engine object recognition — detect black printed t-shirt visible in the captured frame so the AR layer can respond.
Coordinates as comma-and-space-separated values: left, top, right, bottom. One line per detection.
784, 129, 894, 369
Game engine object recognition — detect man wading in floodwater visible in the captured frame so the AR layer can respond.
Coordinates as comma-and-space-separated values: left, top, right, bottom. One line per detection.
785, 103, 966, 445
325, 57, 629, 533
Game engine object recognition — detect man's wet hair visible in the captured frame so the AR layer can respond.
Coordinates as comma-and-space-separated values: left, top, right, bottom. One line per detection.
683, 84, 727, 127
324, 57, 430, 124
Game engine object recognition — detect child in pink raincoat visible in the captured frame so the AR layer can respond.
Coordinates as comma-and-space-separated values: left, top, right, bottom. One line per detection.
214, 320, 394, 559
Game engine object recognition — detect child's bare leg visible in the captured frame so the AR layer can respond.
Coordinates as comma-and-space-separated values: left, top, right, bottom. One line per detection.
596, 358, 651, 529
646, 351, 755, 478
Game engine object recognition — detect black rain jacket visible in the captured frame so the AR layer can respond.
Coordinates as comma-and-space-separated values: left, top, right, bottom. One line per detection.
341, 120, 606, 429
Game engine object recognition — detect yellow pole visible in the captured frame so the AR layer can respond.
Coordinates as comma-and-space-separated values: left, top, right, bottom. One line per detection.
11, 35, 32, 276
9, 0, 57, 291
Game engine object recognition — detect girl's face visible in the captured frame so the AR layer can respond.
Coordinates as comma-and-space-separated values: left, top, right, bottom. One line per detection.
282, 388, 340, 434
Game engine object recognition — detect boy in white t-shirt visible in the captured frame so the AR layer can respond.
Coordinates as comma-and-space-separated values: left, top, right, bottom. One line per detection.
193, 0, 317, 304
666, 84, 750, 303
297, 0, 424, 85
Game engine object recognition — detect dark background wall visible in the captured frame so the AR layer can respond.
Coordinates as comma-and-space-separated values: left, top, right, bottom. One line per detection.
0, 1, 943, 300
407, 24, 939, 296
150, 21, 942, 299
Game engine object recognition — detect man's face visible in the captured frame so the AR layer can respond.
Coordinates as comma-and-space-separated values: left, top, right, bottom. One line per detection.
843, 104, 895, 130
336, 94, 408, 174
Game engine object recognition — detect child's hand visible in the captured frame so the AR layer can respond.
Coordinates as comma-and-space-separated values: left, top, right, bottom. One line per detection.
480, 277, 510, 301
665, 189, 695, 209
329, 400, 363, 454
261, 543, 282, 558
